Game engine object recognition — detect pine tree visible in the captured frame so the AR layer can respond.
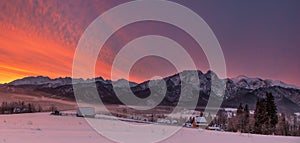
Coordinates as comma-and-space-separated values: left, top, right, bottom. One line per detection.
298, 125, 300, 136
200, 112, 204, 117
236, 103, 244, 132
243, 104, 250, 133
254, 93, 278, 135
237, 103, 244, 116
254, 98, 267, 134
277, 113, 289, 136
266, 92, 278, 134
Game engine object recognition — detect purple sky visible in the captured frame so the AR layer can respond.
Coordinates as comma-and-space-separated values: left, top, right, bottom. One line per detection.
0, 0, 299, 86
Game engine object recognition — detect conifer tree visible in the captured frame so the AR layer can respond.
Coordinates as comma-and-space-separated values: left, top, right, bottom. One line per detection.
266, 92, 278, 134
254, 99, 266, 134
243, 104, 250, 133
236, 103, 244, 131
237, 103, 244, 116
254, 93, 278, 135
277, 113, 289, 136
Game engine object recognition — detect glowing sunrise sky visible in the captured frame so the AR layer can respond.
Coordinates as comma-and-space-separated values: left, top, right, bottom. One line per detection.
0, 0, 299, 86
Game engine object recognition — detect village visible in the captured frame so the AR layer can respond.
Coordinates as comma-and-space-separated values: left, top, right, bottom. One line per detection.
50, 105, 300, 136
51, 106, 247, 131
2, 99, 299, 135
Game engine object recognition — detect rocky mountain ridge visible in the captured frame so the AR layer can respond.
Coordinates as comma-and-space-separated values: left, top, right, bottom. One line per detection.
1, 70, 300, 113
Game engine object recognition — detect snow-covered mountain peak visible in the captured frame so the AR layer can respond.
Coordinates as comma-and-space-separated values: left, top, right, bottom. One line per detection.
231, 75, 300, 90
7, 70, 300, 91
112, 79, 137, 87
9, 76, 51, 86
266, 79, 300, 90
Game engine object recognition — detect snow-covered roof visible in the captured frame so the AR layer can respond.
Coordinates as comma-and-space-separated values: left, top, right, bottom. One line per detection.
195, 116, 207, 123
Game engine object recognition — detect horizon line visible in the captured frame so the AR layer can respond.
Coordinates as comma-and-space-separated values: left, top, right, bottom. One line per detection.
2, 70, 300, 88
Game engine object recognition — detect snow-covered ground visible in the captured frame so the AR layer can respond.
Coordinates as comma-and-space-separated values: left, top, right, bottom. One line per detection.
0, 112, 299, 143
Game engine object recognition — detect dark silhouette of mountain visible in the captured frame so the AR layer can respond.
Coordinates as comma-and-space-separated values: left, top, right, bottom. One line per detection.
1, 70, 300, 113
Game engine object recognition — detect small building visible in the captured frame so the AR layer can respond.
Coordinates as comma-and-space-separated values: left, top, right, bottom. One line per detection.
157, 118, 171, 124
77, 107, 96, 118
13, 107, 22, 113
51, 110, 61, 116
184, 123, 193, 128
171, 119, 178, 124
207, 125, 222, 131
194, 116, 208, 128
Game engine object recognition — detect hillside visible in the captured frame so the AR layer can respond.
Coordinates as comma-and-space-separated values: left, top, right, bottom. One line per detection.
1, 70, 300, 113
0, 112, 299, 143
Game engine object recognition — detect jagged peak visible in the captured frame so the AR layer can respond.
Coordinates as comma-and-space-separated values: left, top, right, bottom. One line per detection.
6, 70, 300, 90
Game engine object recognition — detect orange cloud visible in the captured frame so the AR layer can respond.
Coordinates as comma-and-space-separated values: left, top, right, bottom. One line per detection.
0, 0, 211, 84
0, 0, 120, 83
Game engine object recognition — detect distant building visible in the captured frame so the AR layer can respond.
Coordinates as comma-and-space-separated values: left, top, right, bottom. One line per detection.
194, 116, 208, 127
51, 110, 61, 116
186, 115, 209, 128
207, 125, 222, 131
77, 107, 96, 118
13, 107, 22, 113
157, 118, 171, 124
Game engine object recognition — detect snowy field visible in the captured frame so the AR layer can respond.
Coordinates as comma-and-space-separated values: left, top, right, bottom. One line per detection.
0, 112, 299, 143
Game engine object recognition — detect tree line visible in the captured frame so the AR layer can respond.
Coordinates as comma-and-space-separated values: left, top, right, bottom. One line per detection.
0, 101, 43, 114
210, 92, 300, 136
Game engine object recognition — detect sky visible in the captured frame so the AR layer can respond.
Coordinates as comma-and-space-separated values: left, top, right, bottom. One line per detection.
0, 0, 299, 86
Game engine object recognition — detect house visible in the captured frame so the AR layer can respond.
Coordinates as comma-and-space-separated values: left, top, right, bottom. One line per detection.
207, 125, 222, 131
157, 118, 171, 124
76, 107, 96, 118
50, 110, 61, 116
13, 107, 22, 113
183, 123, 193, 128
194, 116, 208, 128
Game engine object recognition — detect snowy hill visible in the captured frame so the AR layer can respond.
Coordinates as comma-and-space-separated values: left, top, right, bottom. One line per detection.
0, 112, 299, 143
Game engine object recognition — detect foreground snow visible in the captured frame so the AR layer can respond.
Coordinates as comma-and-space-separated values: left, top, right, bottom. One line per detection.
0, 112, 299, 143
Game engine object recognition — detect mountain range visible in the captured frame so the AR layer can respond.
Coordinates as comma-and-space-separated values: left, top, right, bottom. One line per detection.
1, 70, 300, 113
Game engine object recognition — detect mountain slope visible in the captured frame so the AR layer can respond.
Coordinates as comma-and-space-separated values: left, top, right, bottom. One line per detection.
2, 70, 300, 113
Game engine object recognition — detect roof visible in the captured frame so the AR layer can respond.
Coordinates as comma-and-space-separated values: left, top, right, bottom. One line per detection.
195, 116, 207, 123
